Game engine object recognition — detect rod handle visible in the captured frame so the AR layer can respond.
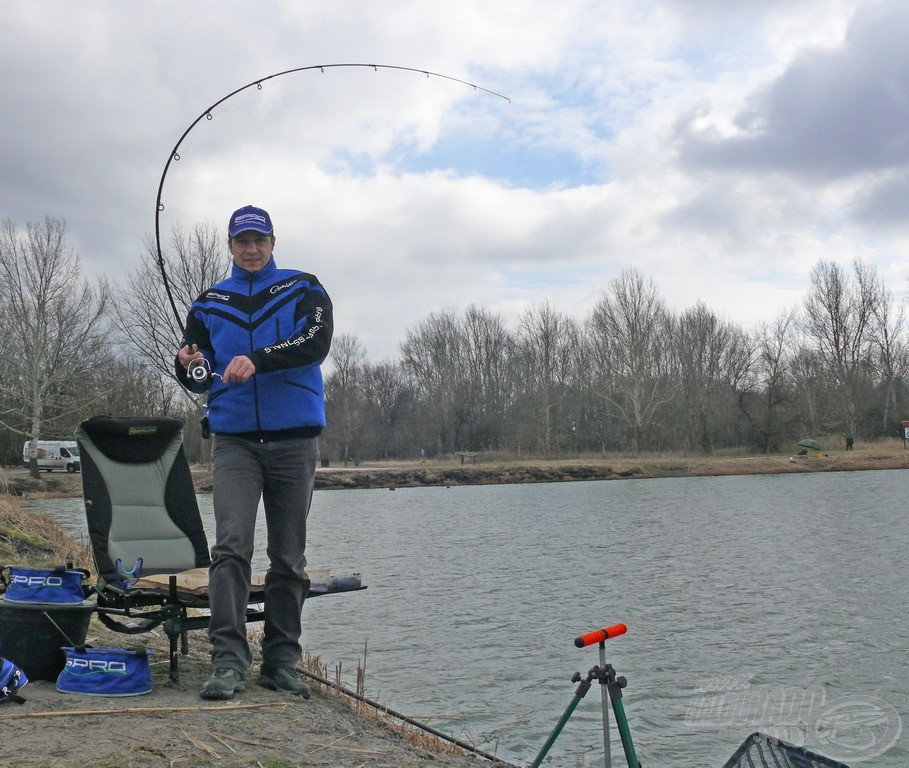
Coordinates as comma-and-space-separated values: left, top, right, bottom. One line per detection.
574, 623, 627, 648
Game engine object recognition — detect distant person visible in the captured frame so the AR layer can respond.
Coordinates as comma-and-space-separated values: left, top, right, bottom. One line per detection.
846, 435, 854, 451
176, 205, 333, 701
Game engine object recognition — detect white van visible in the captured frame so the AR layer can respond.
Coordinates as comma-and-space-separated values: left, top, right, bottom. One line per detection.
22, 440, 81, 473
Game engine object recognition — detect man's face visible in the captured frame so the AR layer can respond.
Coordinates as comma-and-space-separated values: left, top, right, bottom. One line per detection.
229, 231, 275, 273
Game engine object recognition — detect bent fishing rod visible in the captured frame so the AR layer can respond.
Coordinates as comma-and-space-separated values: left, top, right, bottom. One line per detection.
153, 63, 511, 336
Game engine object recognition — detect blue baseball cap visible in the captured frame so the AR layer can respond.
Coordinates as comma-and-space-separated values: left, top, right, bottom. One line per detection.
228, 205, 274, 237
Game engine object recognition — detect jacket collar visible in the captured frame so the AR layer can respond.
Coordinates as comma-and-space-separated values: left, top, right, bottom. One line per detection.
231, 255, 277, 282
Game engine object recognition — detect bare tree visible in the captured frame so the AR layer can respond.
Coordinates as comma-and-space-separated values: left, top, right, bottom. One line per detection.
359, 359, 415, 459
92, 355, 178, 417
461, 305, 515, 449
111, 223, 228, 380
400, 309, 467, 454
587, 268, 675, 452
789, 343, 826, 439
739, 308, 799, 452
324, 334, 367, 464
108, 223, 229, 462
801, 259, 878, 439
513, 301, 580, 455
672, 302, 753, 452
0, 217, 110, 476
869, 280, 908, 432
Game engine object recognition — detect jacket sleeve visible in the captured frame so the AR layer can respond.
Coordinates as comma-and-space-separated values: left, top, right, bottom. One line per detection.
247, 280, 333, 373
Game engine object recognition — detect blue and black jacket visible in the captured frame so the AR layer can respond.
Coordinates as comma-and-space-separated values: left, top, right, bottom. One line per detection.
176, 256, 333, 437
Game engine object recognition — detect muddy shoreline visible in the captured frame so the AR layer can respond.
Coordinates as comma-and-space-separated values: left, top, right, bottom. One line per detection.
5, 444, 909, 498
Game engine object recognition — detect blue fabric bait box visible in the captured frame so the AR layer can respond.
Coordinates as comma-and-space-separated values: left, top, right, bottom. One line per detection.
1, 565, 89, 605
57, 646, 154, 696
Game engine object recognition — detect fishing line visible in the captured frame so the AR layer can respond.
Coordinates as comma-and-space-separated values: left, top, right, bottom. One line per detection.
153, 64, 511, 335
292, 664, 502, 762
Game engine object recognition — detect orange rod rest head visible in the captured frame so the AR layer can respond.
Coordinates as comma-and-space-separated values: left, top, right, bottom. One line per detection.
574, 622, 628, 648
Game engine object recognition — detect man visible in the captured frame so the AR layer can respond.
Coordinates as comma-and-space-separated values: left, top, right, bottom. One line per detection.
176, 205, 332, 701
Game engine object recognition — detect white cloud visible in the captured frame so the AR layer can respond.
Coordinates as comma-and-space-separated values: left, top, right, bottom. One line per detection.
2, 0, 906, 359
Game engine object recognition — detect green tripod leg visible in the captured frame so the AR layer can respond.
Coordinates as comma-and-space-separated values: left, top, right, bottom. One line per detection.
529, 673, 593, 768
530, 664, 641, 768
606, 675, 641, 768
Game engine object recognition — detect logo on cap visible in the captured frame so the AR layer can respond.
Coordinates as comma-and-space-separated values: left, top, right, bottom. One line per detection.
228, 205, 273, 237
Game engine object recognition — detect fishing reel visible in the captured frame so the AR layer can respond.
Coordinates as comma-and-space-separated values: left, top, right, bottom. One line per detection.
188, 358, 222, 385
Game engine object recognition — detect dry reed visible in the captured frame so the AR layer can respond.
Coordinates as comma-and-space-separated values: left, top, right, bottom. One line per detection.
0, 491, 94, 571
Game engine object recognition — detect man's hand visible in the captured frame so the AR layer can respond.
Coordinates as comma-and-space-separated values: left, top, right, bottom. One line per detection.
178, 343, 205, 370
222, 355, 257, 383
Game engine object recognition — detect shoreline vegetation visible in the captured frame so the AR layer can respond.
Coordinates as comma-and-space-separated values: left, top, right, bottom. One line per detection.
309, 439, 909, 491
3, 438, 909, 498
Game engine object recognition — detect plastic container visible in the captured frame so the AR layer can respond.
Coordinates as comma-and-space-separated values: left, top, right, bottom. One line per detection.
0, 598, 94, 681
306, 567, 331, 587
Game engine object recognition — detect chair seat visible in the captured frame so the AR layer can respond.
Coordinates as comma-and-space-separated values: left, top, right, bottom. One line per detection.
132, 568, 265, 597
129, 567, 362, 598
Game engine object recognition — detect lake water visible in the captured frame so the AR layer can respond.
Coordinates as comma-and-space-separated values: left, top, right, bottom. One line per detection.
30, 470, 908, 767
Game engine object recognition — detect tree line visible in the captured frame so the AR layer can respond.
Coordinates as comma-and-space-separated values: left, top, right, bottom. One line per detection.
1, 216, 905, 472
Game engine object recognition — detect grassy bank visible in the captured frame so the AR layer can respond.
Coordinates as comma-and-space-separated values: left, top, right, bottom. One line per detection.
0, 493, 92, 568
4, 438, 909, 498
312, 437, 909, 488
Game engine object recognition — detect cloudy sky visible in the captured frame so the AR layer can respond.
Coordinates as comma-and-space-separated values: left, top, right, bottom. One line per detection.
3, 0, 908, 360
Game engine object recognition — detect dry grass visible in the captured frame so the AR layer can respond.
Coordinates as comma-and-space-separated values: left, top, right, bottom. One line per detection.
0, 493, 94, 571
248, 629, 473, 757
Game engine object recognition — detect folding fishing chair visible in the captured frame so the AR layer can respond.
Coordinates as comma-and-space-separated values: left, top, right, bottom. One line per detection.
723, 732, 850, 768
76, 415, 363, 682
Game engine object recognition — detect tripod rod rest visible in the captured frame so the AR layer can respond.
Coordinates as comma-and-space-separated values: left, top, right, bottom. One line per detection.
569, 670, 594, 697
588, 663, 630, 702
566, 664, 631, 702
589, 662, 617, 683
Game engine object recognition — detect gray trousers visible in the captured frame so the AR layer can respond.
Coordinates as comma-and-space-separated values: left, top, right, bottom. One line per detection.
209, 434, 317, 673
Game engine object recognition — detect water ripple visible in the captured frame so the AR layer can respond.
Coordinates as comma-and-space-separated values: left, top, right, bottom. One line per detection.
31, 469, 909, 767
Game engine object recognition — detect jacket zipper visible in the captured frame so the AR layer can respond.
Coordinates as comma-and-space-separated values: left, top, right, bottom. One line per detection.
248, 273, 261, 434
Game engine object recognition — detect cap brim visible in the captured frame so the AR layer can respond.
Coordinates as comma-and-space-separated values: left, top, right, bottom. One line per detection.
228, 226, 273, 237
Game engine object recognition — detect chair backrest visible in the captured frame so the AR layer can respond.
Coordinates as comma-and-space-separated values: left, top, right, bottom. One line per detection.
76, 416, 211, 584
